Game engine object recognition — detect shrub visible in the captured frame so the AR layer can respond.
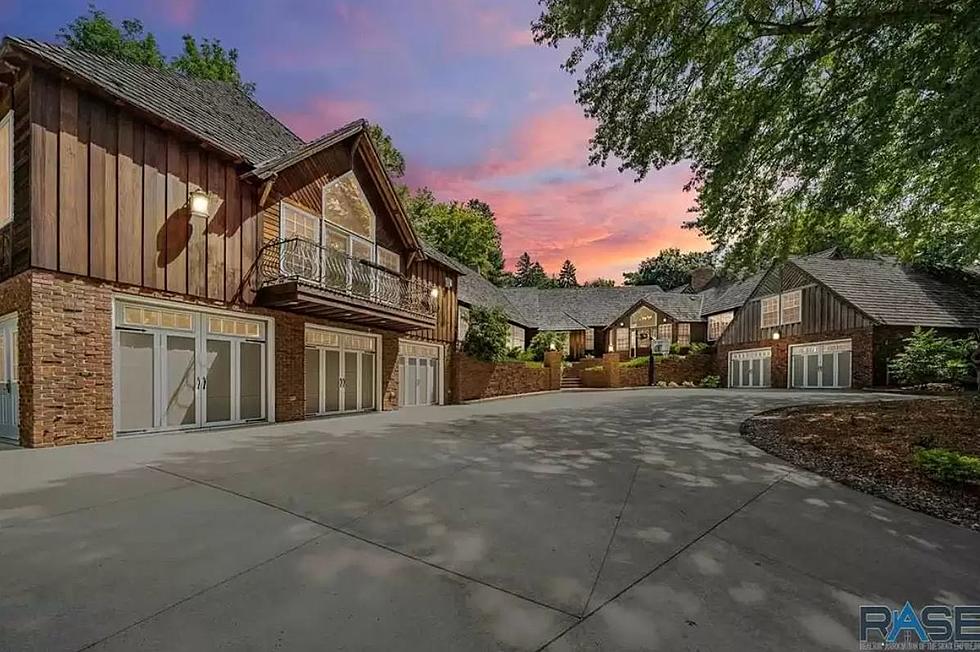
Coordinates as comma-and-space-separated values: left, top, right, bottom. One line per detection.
527, 331, 567, 361
688, 342, 708, 354
669, 343, 691, 356
699, 375, 721, 388
462, 306, 510, 362
889, 328, 976, 385
913, 448, 980, 485
620, 356, 650, 368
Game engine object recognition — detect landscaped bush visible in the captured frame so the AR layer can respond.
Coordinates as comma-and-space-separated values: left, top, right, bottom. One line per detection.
688, 342, 708, 354
913, 448, 980, 485
699, 375, 721, 388
669, 343, 691, 356
527, 331, 567, 361
620, 356, 650, 368
462, 306, 510, 362
889, 328, 976, 385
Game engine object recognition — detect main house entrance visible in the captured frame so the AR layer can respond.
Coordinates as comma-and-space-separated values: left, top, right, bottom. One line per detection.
113, 301, 270, 435
304, 326, 379, 416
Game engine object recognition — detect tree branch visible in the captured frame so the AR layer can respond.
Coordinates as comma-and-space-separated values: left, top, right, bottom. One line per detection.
747, 6, 954, 37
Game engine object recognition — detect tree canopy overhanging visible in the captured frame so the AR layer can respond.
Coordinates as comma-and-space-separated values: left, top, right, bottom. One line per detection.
533, 0, 980, 271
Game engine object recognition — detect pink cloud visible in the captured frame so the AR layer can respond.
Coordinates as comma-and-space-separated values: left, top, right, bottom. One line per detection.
277, 97, 376, 141
405, 106, 706, 282
144, 0, 197, 26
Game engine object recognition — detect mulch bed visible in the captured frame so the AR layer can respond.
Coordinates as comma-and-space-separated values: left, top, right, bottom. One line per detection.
741, 397, 980, 531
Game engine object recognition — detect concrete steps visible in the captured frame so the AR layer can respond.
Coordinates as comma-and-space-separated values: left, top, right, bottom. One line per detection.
561, 375, 582, 389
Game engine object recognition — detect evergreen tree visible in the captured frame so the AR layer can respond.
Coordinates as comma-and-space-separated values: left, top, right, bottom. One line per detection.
556, 259, 578, 287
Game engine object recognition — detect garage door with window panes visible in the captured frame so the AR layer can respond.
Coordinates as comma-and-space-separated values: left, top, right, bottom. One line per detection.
790, 340, 852, 389
729, 349, 772, 388
114, 303, 268, 435
305, 328, 378, 416
398, 341, 441, 407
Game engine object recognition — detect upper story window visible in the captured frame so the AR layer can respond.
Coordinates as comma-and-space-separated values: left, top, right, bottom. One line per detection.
707, 311, 734, 341
0, 110, 12, 228
322, 171, 375, 240
760, 296, 780, 328
781, 290, 802, 324
760, 290, 803, 328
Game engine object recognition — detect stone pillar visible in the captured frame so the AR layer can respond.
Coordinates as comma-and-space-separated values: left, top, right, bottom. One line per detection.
543, 350, 562, 390
603, 352, 621, 388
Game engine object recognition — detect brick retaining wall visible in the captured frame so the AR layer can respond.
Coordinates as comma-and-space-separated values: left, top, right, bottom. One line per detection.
454, 351, 561, 401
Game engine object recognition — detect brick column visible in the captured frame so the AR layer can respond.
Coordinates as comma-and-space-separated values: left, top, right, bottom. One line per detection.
273, 312, 306, 422
603, 352, 621, 388
543, 350, 562, 390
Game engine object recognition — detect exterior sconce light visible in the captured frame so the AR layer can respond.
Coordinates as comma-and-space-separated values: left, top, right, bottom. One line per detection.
549, 342, 557, 351
772, 330, 781, 340
429, 287, 440, 299
608, 343, 614, 352
189, 189, 210, 218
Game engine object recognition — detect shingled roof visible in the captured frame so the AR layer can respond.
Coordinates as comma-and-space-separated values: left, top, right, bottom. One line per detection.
699, 272, 765, 316
791, 256, 980, 329
3, 37, 302, 165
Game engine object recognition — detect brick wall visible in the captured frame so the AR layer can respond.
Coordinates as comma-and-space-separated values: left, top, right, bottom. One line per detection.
715, 327, 874, 388
579, 353, 716, 389
453, 352, 560, 401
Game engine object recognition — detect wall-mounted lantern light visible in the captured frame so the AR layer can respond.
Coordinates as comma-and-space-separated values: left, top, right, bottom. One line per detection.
772, 330, 781, 340
189, 189, 210, 218
608, 343, 614, 352
549, 342, 557, 351
429, 287, 440, 299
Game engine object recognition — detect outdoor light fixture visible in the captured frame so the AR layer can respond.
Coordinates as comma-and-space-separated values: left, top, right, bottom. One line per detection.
429, 287, 440, 299
549, 342, 557, 351
772, 330, 781, 340
189, 189, 210, 218
608, 343, 614, 352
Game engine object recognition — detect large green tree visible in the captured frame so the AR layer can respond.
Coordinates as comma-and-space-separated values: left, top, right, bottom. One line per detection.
405, 189, 504, 278
367, 123, 406, 179
60, 5, 255, 94
624, 248, 715, 288
514, 252, 550, 288
533, 0, 980, 271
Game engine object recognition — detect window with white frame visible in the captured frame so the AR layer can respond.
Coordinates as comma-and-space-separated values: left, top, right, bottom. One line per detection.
615, 328, 629, 351
658, 322, 672, 342
509, 324, 525, 350
458, 306, 470, 342
707, 311, 734, 341
0, 111, 13, 228
760, 295, 780, 328
677, 323, 691, 346
282, 202, 320, 242
585, 328, 595, 351
781, 289, 802, 325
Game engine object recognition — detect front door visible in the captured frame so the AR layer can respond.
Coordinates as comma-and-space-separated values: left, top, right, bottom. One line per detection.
115, 303, 268, 435
0, 314, 18, 441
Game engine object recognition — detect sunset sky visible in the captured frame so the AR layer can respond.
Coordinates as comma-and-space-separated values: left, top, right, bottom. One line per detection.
2, 0, 708, 282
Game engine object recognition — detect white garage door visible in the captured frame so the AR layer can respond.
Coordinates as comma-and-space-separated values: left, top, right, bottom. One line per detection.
790, 339, 852, 389
729, 348, 772, 388
399, 341, 442, 407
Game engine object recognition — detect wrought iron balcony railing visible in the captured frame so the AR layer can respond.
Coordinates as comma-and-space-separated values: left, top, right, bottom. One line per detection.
256, 238, 438, 318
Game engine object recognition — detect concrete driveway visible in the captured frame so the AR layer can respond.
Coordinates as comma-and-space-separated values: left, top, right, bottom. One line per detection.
1, 389, 978, 651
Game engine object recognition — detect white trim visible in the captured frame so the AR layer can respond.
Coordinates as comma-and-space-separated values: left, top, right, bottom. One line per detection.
111, 294, 277, 436
0, 110, 12, 228
788, 338, 853, 389
727, 347, 772, 389
321, 171, 377, 241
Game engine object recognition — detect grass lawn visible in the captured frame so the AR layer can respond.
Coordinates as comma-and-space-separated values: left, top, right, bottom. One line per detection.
743, 397, 980, 531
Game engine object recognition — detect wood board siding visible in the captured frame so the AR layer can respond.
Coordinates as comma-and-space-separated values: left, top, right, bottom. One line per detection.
27, 70, 260, 302
408, 258, 457, 343
718, 262, 874, 346
0, 68, 31, 281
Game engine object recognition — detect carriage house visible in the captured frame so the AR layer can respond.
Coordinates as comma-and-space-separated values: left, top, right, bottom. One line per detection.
0, 38, 458, 447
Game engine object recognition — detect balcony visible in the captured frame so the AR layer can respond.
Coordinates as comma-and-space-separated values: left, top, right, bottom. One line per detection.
254, 238, 438, 331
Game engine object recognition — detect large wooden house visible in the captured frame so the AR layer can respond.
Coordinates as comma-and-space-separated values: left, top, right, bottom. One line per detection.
0, 38, 458, 447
